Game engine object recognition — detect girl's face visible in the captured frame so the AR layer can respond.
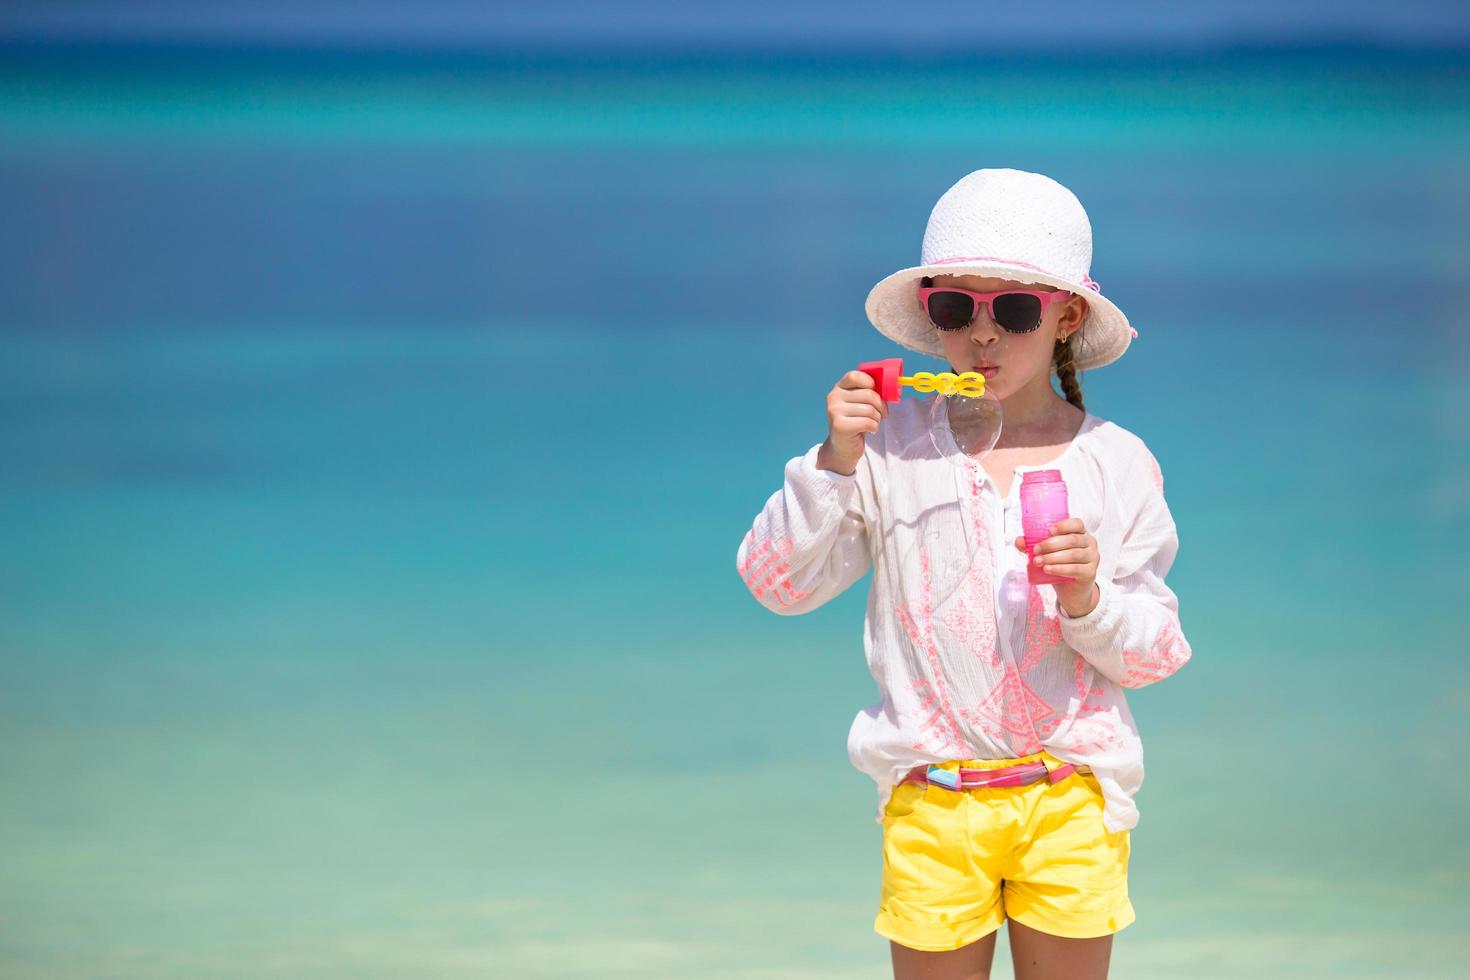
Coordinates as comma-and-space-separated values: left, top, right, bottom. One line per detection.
928, 273, 1087, 402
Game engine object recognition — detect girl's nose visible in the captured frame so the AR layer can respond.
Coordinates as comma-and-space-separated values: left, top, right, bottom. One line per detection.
968, 312, 1003, 341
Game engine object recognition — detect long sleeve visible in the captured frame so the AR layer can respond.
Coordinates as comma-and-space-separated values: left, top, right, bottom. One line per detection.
736, 442, 874, 616
1058, 442, 1193, 688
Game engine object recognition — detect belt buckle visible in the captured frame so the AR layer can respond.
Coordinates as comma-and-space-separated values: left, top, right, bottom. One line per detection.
925, 765, 962, 791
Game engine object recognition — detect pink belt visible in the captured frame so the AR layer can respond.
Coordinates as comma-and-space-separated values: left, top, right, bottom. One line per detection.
902, 758, 1090, 791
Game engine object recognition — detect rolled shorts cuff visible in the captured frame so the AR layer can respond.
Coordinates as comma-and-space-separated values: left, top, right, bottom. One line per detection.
1005, 889, 1137, 939
874, 900, 1006, 952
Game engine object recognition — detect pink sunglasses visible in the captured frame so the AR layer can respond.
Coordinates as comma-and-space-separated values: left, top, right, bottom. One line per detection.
917, 285, 1076, 334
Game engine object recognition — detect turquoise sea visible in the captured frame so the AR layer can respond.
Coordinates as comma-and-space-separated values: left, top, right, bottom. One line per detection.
1, 45, 1467, 978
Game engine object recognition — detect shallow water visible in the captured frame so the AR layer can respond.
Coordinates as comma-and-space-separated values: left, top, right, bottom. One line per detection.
1, 46, 1467, 978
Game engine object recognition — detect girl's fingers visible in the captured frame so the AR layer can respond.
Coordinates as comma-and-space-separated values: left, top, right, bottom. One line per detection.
1036, 532, 1096, 555
1033, 548, 1094, 568
840, 391, 888, 417
829, 376, 886, 420
1022, 531, 1097, 560
839, 403, 883, 422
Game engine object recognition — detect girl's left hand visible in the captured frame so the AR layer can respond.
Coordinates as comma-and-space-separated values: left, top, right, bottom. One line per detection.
1013, 517, 1100, 618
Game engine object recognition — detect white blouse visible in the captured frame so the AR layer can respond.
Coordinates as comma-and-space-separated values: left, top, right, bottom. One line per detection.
736, 395, 1193, 833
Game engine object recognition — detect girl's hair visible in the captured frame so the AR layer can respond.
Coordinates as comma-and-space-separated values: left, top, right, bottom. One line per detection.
922, 275, 1086, 411
1055, 334, 1085, 412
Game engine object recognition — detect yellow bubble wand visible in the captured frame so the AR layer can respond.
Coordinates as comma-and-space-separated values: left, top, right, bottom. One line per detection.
857, 357, 987, 401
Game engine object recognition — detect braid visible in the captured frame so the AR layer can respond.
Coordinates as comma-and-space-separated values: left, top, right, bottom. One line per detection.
1054, 334, 1085, 411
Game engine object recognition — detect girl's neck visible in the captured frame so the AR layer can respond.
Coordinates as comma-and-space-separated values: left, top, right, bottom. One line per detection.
997, 382, 1080, 439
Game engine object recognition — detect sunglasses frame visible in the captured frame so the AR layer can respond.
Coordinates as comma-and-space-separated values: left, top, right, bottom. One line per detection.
917, 285, 1077, 334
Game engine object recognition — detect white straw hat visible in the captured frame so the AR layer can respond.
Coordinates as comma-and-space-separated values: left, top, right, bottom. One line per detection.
865, 168, 1137, 373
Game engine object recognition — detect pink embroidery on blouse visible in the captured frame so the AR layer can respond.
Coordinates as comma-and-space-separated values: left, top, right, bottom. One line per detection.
739, 536, 799, 603
897, 546, 970, 756
947, 462, 1001, 669
1120, 619, 1193, 687
1020, 585, 1062, 673
1073, 654, 1104, 701
772, 579, 810, 608
1065, 712, 1130, 754
1034, 713, 1063, 741
737, 535, 774, 583
941, 595, 1000, 669
1141, 446, 1164, 494
1066, 681, 1130, 753
965, 464, 991, 550
964, 661, 1053, 754
907, 677, 969, 756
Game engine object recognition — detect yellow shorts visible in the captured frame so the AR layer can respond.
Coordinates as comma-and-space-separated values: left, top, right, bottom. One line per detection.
875, 750, 1135, 951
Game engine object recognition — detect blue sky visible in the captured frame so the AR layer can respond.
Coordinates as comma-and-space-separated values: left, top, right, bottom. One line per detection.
2, 1, 1468, 49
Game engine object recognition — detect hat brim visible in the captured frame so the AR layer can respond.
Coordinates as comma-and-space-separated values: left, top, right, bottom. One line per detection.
864, 260, 1133, 372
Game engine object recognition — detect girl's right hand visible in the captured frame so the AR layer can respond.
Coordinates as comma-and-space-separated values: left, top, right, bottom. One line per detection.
817, 370, 888, 475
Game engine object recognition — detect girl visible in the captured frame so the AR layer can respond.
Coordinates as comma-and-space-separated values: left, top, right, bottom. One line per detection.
736, 169, 1193, 980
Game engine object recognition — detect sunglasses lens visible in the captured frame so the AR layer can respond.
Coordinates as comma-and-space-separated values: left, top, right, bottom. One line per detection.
993, 292, 1043, 333
926, 291, 975, 331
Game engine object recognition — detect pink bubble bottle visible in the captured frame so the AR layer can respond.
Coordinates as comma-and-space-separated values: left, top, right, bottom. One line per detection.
1020, 469, 1073, 587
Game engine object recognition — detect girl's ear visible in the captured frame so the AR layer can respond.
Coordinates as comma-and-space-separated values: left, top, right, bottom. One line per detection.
1061, 295, 1087, 329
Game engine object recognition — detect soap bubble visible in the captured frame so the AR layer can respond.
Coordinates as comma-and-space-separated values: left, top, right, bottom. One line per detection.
929, 388, 1003, 465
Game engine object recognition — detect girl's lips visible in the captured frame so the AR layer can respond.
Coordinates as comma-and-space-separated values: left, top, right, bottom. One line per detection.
974, 366, 999, 376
